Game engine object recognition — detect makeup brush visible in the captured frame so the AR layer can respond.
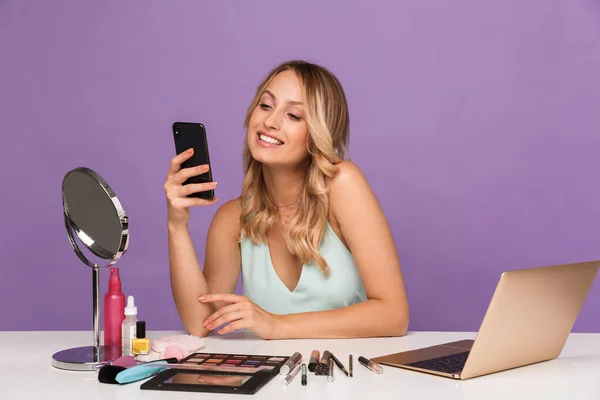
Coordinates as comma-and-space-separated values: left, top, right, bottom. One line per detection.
329, 353, 349, 377
98, 365, 127, 384
112, 355, 138, 367
94, 355, 137, 371
98, 357, 178, 384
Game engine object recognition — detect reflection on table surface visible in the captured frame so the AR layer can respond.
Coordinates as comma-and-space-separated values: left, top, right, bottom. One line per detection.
167, 372, 250, 387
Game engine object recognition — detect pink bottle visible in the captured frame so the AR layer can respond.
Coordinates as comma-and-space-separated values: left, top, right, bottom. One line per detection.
104, 268, 125, 348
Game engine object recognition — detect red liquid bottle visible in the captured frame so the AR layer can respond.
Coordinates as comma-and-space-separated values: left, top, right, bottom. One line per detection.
104, 268, 125, 348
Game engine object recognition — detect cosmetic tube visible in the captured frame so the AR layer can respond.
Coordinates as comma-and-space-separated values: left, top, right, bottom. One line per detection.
301, 363, 307, 386
308, 350, 320, 372
280, 352, 302, 375
282, 363, 301, 386
327, 358, 334, 382
315, 350, 331, 375
358, 356, 383, 374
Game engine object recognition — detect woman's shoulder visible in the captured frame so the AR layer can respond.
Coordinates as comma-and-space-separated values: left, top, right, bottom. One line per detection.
327, 161, 374, 237
216, 197, 242, 216
329, 160, 371, 194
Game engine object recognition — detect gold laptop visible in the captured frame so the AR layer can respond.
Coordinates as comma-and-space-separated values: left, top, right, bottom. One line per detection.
372, 260, 599, 380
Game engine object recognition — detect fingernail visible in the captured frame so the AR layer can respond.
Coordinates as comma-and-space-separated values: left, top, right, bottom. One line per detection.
188, 148, 194, 153
198, 296, 205, 301
212, 182, 218, 187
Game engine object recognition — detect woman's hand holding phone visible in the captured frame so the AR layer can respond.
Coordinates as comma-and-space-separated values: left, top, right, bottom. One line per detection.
164, 148, 218, 226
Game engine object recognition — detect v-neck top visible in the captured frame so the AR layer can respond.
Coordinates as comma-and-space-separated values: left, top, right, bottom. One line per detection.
240, 222, 367, 315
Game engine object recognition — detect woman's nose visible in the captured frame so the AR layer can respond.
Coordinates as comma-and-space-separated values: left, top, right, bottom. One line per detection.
263, 109, 282, 130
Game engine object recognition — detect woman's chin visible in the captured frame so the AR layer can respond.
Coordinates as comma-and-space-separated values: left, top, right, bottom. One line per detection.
256, 158, 282, 168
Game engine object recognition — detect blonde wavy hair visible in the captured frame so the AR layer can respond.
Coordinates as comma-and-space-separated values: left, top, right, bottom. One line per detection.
240, 60, 350, 276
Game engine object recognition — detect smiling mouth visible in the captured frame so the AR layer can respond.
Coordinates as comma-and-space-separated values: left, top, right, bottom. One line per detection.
257, 132, 284, 146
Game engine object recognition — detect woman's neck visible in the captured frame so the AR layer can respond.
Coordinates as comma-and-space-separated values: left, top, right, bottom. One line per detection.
262, 163, 308, 209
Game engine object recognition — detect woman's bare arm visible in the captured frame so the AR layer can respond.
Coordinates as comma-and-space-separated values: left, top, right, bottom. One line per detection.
275, 161, 410, 338
168, 198, 241, 337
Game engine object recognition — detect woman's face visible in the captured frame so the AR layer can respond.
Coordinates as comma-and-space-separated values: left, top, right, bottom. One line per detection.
246, 70, 310, 168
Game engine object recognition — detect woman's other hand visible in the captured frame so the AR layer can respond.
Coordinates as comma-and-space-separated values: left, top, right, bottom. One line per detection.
199, 294, 282, 339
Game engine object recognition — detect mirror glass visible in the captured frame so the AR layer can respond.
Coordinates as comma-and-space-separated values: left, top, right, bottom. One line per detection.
62, 167, 128, 267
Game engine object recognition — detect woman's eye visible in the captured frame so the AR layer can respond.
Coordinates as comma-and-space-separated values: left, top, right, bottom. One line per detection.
259, 103, 271, 110
288, 113, 300, 121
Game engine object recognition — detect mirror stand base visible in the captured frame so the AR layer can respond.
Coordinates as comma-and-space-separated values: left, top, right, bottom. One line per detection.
51, 345, 122, 371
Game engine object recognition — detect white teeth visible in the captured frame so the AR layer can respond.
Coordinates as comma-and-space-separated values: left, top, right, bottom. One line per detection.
259, 134, 283, 145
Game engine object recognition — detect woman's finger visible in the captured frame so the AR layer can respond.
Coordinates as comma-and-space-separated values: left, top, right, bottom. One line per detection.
199, 293, 245, 304
207, 311, 246, 331
203, 302, 242, 326
171, 197, 218, 210
217, 319, 247, 335
167, 148, 194, 177
172, 164, 210, 184
180, 182, 218, 197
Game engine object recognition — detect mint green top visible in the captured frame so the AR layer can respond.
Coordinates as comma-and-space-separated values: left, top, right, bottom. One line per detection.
240, 222, 367, 315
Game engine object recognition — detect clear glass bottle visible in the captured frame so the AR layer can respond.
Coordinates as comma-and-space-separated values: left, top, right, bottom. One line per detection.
121, 295, 138, 355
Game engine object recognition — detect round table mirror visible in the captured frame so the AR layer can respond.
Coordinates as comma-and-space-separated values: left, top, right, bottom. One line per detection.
51, 167, 129, 371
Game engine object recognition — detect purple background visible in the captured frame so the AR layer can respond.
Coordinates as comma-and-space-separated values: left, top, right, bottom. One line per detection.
1, 0, 599, 332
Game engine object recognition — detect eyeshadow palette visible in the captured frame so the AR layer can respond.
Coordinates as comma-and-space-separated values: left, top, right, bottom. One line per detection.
140, 352, 291, 395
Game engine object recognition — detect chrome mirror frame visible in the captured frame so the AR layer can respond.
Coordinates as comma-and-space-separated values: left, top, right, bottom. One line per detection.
52, 167, 129, 371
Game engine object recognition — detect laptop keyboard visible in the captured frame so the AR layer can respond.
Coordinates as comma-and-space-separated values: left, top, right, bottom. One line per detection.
406, 351, 470, 374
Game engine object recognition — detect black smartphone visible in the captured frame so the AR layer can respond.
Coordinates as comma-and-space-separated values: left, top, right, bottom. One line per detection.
172, 121, 214, 200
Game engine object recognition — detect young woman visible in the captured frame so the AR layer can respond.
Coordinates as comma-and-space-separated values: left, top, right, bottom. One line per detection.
164, 60, 409, 339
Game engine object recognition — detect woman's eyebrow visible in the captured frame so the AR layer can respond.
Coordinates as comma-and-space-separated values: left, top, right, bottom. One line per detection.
263, 89, 303, 105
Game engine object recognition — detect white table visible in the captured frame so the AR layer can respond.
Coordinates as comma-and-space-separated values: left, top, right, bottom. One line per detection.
1, 330, 599, 399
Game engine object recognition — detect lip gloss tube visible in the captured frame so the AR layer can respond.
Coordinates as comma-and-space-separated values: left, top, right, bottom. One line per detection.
282, 363, 301, 386
280, 352, 302, 375
327, 358, 334, 382
358, 356, 383, 374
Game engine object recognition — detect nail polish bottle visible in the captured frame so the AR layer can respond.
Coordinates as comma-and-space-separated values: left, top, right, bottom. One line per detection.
132, 321, 150, 355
